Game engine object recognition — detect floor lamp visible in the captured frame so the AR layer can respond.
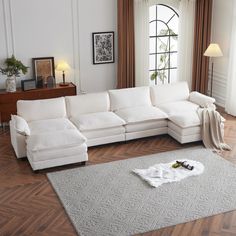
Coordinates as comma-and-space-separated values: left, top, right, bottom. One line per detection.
204, 43, 223, 97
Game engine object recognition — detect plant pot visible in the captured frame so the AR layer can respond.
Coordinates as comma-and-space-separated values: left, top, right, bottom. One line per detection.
6, 76, 16, 92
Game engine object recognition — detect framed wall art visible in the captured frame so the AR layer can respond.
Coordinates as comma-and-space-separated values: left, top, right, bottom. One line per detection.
92, 31, 115, 64
32, 57, 55, 86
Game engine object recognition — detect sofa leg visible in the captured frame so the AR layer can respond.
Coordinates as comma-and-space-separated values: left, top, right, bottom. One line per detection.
81, 161, 86, 166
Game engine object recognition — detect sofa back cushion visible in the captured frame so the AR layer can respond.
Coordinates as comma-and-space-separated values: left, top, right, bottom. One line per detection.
109, 87, 152, 111
17, 97, 67, 122
65, 92, 110, 118
150, 82, 190, 106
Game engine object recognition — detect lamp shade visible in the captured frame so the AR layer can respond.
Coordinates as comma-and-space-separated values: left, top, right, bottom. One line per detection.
204, 43, 223, 57
56, 61, 70, 71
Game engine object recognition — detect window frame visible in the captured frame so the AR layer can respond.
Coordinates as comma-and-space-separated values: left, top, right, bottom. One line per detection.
149, 4, 179, 84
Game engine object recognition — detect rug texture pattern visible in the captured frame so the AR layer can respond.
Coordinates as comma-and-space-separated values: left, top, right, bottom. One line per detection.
47, 147, 236, 236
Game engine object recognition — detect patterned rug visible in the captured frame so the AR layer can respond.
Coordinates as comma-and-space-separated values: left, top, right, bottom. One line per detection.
47, 147, 236, 236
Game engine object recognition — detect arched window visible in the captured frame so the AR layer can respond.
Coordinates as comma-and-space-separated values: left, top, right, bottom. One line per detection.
149, 4, 179, 85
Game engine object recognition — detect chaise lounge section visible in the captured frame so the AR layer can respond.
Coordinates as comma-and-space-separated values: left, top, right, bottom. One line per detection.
11, 97, 88, 170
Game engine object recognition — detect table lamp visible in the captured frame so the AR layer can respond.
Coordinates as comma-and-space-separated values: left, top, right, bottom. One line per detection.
204, 43, 223, 97
56, 61, 70, 86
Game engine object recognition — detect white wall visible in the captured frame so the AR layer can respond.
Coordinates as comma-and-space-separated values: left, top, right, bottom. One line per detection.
78, 0, 117, 92
210, 0, 233, 107
0, 0, 117, 93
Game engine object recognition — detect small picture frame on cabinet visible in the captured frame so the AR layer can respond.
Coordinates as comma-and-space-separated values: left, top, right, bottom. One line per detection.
32, 57, 55, 86
21, 79, 37, 91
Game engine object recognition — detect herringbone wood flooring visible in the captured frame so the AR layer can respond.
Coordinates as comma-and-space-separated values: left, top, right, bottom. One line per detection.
0, 110, 236, 236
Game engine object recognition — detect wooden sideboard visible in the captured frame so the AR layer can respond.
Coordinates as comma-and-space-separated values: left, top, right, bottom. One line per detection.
0, 83, 76, 123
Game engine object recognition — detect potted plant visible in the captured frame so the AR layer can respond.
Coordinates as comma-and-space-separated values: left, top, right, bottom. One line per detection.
0, 55, 28, 92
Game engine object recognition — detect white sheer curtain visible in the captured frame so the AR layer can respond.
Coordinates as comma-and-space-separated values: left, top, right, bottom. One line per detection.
177, 0, 196, 89
225, 1, 236, 116
134, 0, 150, 87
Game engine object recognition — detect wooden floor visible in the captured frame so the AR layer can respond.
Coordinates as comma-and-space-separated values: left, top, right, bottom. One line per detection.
0, 111, 236, 236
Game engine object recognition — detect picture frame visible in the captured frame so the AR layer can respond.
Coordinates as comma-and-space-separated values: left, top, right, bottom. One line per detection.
92, 31, 115, 64
21, 79, 36, 91
32, 57, 55, 86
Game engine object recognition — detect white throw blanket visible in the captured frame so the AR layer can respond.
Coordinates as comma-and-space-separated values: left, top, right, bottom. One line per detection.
133, 160, 204, 188
198, 105, 231, 151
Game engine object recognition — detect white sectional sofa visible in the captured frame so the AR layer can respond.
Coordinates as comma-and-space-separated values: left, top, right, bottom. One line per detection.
10, 82, 217, 170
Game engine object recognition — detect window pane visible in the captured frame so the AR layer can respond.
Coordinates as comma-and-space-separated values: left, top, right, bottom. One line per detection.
157, 5, 177, 23
149, 21, 156, 37
149, 5, 156, 22
149, 71, 167, 85
149, 55, 156, 70
157, 69, 168, 84
168, 15, 179, 34
157, 53, 169, 69
170, 36, 178, 51
149, 71, 157, 86
149, 38, 156, 54
157, 21, 168, 36
157, 37, 169, 53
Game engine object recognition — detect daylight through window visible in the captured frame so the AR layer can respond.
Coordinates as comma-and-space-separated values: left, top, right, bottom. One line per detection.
149, 4, 179, 85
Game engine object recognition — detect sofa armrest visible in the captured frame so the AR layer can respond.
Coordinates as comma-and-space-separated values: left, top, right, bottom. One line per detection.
11, 115, 31, 136
10, 120, 27, 158
189, 91, 215, 107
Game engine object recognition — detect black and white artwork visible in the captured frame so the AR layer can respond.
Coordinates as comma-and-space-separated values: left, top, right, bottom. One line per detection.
92, 32, 114, 64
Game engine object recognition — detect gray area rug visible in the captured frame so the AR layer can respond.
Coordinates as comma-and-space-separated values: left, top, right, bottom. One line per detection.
47, 147, 236, 236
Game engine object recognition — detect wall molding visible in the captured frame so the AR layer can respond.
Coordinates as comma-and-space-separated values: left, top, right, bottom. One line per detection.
208, 69, 227, 107
2, 0, 11, 56
71, 0, 82, 92
2, 0, 15, 56
9, 0, 15, 55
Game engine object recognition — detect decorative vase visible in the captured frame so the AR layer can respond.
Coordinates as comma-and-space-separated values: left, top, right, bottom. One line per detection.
6, 76, 16, 92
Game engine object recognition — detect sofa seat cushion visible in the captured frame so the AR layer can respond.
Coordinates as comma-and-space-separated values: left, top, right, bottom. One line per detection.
158, 101, 199, 115
168, 112, 201, 128
71, 112, 126, 131
126, 120, 168, 133
28, 118, 76, 135
168, 121, 201, 136
27, 130, 86, 152
82, 127, 125, 139
27, 143, 87, 162
115, 106, 168, 124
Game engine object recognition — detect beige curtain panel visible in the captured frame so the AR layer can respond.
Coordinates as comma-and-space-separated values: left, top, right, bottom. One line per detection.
117, 0, 135, 89
192, 0, 213, 94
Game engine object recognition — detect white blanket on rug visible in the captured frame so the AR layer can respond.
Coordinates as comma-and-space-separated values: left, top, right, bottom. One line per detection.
133, 160, 204, 188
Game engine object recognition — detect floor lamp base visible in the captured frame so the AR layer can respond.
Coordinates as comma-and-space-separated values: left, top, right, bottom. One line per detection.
210, 62, 214, 97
